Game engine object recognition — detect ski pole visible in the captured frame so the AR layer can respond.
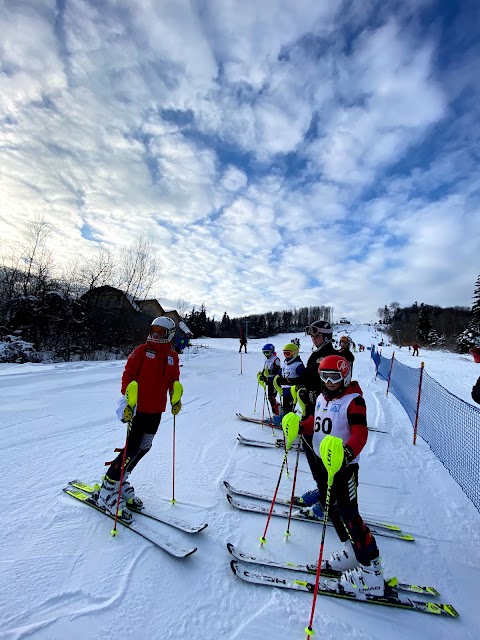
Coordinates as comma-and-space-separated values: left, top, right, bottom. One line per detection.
304, 436, 345, 639
283, 428, 290, 478
171, 414, 177, 504
253, 381, 259, 413
111, 380, 138, 536
262, 387, 276, 436
285, 443, 301, 538
111, 421, 130, 536
170, 380, 183, 504
259, 452, 288, 547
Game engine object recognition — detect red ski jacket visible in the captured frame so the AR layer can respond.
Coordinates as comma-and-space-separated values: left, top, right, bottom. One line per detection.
121, 341, 180, 413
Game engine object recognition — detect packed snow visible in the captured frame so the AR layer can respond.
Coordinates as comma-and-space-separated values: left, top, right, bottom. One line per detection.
2, 324, 480, 640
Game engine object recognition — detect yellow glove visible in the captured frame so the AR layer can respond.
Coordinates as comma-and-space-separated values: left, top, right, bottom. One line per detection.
118, 381, 138, 423
171, 400, 182, 416
122, 404, 134, 423
292, 385, 307, 417
257, 371, 267, 389
273, 375, 283, 396
170, 380, 183, 415
282, 412, 301, 450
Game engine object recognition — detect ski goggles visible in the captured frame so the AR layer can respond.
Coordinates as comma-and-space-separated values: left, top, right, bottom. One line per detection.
262, 350, 272, 357
340, 339, 349, 345
149, 325, 170, 338
319, 370, 343, 384
283, 349, 294, 358
306, 325, 328, 336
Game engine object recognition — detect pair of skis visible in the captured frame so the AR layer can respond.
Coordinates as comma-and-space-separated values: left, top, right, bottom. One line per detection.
229, 549, 458, 618
237, 433, 301, 450
64, 481, 208, 558
224, 480, 415, 542
236, 413, 388, 434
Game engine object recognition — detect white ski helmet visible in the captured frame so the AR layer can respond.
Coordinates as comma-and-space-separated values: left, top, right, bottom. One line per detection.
148, 316, 176, 343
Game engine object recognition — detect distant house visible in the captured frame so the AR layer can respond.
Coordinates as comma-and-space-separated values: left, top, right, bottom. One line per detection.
81, 286, 192, 342
136, 298, 165, 318
137, 301, 192, 338
339, 317, 351, 324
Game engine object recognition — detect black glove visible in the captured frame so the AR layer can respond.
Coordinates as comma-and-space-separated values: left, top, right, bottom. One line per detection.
343, 445, 355, 467
472, 377, 480, 405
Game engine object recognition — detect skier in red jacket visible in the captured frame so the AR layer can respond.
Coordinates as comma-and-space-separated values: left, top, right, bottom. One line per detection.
94, 317, 182, 522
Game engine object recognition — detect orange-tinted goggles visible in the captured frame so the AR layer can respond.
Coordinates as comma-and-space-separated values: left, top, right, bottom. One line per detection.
150, 325, 169, 337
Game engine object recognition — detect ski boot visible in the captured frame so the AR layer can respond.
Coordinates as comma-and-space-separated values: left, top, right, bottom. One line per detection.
300, 501, 325, 520
321, 540, 359, 572
339, 556, 384, 596
96, 476, 133, 523
121, 472, 144, 509
293, 487, 320, 507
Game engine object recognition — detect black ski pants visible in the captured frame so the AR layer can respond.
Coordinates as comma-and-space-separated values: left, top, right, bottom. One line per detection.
106, 412, 162, 481
309, 454, 380, 566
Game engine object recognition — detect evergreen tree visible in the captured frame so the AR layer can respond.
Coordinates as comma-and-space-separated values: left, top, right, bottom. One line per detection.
472, 273, 480, 320
456, 274, 480, 352
416, 304, 432, 342
427, 328, 441, 346
197, 304, 208, 336
220, 312, 231, 337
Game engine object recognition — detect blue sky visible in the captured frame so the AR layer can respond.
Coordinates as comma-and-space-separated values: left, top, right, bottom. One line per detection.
0, 0, 479, 322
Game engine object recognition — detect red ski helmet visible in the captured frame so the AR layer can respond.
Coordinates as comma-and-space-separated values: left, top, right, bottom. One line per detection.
318, 354, 351, 387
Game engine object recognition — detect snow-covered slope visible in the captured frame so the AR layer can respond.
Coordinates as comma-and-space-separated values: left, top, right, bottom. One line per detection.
2, 326, 480, 640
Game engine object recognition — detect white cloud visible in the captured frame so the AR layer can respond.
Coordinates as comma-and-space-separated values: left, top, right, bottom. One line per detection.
0, 1, 477, 322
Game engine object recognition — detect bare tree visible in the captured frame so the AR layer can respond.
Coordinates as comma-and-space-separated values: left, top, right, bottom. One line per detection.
77, 245, 116, 293
115, 234, 162, 302
175, 296, 190, 319
0, 246, 24, 329
20, 214, 53, 296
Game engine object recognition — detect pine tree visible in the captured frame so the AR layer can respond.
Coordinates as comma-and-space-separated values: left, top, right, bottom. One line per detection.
416, 304, 432, 342
472, 273, 480, 321
220, 312, 231, 337
456, 275, 480, 352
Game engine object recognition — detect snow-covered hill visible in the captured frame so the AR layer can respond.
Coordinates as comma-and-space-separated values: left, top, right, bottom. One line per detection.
2, 325, 480, 640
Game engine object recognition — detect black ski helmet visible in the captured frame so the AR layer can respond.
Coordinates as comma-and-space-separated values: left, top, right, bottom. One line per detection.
306, 320, 333, 341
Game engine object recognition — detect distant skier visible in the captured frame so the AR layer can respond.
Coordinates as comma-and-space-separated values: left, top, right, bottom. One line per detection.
173, 335, 190, 354
239, 335, 248, 353
257, 343, 282, 417
472, 376, 480, 404
282, 354, 384, 596
338, 336, 355, 374
93, 317, 183, 523
412, 342, 420, 356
